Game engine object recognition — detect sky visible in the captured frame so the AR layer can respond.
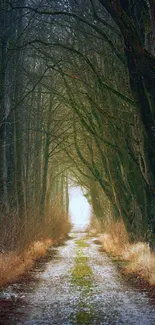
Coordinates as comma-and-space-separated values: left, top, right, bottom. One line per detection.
68, 186, 91, 228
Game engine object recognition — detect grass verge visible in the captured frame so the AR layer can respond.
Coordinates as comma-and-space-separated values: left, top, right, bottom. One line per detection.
0, 203, 71, 288
0, 240, 53, 288
98, 221, 155, 294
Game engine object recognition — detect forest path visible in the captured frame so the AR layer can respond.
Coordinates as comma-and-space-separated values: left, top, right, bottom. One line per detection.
0, 233, 155, 325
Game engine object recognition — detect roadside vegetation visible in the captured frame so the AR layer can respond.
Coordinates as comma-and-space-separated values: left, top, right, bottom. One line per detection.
1, 0, 155, 290
95, 219, 155, 288
0, 205, 70, 287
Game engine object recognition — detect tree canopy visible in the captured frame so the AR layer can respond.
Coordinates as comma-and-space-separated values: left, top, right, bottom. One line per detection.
1, 0, 155, 249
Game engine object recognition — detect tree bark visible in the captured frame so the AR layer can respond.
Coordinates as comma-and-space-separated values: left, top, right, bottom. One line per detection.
149, 0, 155, 52
40, 94, 52, 217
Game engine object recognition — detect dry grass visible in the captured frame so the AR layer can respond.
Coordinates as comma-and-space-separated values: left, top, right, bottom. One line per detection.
99, 221, 128, 255
0, 204, 70, 250
0, 203, 71, 287
123, 243, 155, 285
98, 220, 155, 286
0, 240, 52, 287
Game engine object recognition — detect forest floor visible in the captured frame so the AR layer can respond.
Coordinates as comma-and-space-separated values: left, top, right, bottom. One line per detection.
0, 233, 155, 324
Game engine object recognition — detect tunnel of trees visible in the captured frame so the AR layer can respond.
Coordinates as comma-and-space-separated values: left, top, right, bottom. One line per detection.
1, 0, 155, 250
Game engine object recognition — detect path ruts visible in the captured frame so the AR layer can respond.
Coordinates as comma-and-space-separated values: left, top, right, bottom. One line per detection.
0, 233, 155, 324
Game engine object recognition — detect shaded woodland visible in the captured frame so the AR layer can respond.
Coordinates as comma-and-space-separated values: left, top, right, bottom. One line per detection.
1, 0, 155, 251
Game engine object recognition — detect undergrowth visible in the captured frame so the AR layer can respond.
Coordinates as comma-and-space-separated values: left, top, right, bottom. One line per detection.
98, 220, 155, 286
0, 240, 52, 287
0, 203, 70, 287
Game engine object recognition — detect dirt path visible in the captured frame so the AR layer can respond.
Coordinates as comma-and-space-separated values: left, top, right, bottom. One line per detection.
0, 233, 155, 325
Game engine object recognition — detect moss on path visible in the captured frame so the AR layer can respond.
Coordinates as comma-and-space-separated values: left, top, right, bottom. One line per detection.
71, 236, 94, 324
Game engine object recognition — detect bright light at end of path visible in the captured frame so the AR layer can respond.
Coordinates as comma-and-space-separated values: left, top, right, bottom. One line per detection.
69, 187, 91, 229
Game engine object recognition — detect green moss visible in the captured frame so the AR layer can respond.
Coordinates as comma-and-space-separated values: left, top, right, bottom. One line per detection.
72, 262, 92, 277
75, 255, 89, 263
75, 310, 91, 325
71, 237, 95, 324
72, 261, 92, 287
75, 239, 89, 248
72, 240, 92, 287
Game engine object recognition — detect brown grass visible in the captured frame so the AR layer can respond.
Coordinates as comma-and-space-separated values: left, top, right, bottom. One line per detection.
0, 204, 70, 250
0, 240, 52, 287
123, 243, 155, 285
99, 221, 129, 255
0, 203, 71, 287
98, 220, 155, 286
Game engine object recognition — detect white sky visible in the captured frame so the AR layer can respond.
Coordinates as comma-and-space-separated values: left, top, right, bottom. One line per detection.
69, 186, 91, 227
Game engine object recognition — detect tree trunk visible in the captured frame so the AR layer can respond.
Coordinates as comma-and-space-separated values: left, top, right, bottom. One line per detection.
149, 0, 155, 52
40, 94, 52, 217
